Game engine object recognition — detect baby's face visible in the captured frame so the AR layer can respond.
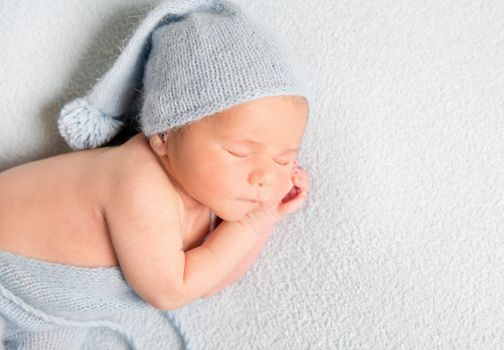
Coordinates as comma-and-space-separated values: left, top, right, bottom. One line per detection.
154, 95, 308, 221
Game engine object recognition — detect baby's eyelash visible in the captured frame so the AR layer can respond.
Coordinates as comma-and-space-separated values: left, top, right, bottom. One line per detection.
227, 150, 291, 166
227, 150, 248, 158
277, 160, 291, 166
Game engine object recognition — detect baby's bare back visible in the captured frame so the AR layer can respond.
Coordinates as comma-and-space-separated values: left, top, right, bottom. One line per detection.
0, 143, 123, 266
0, 134, 210, 267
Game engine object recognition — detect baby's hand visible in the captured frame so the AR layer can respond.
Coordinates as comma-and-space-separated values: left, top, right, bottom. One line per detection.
277, 159, 309, 216
239, 160, 309, 235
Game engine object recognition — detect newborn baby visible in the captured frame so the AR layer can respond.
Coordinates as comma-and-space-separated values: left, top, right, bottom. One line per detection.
0, 94, 309, 310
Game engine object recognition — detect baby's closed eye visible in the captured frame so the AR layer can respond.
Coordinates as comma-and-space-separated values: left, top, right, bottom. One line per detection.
226, 150, 292, 166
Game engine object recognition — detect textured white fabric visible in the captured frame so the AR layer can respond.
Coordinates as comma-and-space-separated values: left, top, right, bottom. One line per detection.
1, 0, 503, 349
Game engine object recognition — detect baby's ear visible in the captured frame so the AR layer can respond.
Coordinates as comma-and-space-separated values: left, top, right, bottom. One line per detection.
148, 133, 167, 156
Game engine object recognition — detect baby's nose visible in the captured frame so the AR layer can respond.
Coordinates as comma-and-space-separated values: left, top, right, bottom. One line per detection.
248, 169, 274, 187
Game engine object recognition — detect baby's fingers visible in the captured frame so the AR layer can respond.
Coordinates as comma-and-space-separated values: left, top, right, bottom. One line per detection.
277, 171, 308, 215
293, 168, 309, 191
280, 169, 308, 205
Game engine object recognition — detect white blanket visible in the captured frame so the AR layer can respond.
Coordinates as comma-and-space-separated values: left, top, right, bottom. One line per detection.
1, 0, 503, 348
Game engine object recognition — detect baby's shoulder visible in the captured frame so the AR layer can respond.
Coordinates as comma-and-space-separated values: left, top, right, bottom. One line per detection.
105, 133, 161, 175
100, 134, 178, 207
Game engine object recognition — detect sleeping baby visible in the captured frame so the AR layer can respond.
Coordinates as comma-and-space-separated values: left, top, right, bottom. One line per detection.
0, 94, 308, 311
0, 0, 309, 331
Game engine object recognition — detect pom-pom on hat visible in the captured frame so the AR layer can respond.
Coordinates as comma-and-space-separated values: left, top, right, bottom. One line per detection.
58, 0, 310, 150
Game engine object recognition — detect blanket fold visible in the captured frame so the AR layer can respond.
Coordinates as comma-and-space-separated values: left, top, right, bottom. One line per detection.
0, 249, 186, 349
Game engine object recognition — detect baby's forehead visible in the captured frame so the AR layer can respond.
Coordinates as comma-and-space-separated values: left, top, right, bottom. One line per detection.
207, 117, 272, 137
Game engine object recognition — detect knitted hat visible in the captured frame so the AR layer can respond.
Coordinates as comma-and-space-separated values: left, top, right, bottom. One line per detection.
58, 0, 310, 150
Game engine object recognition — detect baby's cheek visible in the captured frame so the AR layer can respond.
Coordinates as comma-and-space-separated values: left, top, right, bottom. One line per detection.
277, 174, 294, 197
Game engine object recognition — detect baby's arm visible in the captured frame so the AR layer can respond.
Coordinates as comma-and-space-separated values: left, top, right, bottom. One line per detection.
104, 167, 267, 310
202, 226, 273, 298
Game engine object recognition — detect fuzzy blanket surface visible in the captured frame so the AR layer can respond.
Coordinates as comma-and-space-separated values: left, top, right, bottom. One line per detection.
1, 0, 503, 349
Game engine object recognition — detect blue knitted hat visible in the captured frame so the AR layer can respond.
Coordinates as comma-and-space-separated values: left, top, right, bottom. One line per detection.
58, 0, 310, 150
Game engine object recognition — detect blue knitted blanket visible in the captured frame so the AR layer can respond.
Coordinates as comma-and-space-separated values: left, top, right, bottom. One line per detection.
0, 249, 190, 349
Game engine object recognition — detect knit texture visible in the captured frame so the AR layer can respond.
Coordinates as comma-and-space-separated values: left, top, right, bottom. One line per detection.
0, 213, 218, 349
0, 251, 185, 349
57, 0, 310, 150
140, 1, 308, 136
